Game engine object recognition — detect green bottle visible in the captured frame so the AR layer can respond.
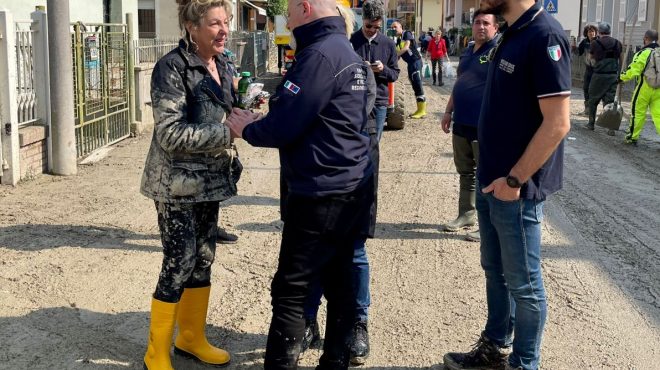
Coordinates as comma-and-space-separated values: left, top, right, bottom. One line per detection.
238, 71, 252, 108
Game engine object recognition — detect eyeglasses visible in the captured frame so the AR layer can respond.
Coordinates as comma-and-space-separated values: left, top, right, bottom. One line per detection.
364, 24, 382, 30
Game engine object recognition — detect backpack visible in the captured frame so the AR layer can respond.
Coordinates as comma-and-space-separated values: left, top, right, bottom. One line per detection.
643, 47, 660, 88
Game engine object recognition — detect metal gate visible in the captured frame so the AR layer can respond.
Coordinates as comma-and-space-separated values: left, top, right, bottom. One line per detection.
71, 22, 131, 158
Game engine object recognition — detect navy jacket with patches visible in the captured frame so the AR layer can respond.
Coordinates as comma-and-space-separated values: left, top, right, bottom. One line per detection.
243, 16, 373, 197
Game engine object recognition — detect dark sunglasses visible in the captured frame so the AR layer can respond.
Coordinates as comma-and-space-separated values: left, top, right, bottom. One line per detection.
364, 24, 382, 30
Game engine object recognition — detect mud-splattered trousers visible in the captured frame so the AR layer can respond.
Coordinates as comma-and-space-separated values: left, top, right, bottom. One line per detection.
154, 201, 219, 302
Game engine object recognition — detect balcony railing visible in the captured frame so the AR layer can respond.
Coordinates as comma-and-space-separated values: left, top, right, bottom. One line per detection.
397, 4, 415, 12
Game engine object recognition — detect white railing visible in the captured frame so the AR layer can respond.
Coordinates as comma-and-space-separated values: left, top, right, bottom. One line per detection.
133, 37, 178, 65
0, 9, 51, 185
15, 21, 38, 127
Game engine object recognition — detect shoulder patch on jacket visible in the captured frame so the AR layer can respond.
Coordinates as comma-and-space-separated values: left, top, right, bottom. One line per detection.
284, 80, 301, 94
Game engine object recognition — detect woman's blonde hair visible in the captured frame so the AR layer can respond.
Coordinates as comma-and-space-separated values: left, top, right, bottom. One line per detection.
337, 4, 355, 37
176, 0, 233, 33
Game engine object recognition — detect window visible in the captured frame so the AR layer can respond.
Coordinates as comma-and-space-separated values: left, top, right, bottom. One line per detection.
603, 0, 613, 25
638, 0, 647, 22
587, 0, 597, 22
619, 0, 627, 22
138, 9, 156, 38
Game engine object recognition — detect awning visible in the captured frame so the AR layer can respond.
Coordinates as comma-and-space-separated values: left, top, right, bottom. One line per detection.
243, 0, 267, 16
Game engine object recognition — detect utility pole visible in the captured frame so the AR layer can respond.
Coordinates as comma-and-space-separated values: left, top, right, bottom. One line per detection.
47, 0, 77, 175
578, 0, 584, 36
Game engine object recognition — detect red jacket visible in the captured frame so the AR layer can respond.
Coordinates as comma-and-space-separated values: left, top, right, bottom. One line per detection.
427, 38, 447, 60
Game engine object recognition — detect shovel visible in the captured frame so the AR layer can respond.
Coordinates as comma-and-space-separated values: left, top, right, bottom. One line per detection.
596, 83, 624, 130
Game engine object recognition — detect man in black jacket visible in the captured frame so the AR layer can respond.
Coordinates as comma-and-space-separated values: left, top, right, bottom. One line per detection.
586, 22, 623, 131
350, 0, 399, 139
226, 0, 374, 368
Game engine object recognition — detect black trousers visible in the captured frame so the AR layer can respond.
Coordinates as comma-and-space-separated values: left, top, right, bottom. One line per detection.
265, 176, 374, 370
431, 58, 443, 84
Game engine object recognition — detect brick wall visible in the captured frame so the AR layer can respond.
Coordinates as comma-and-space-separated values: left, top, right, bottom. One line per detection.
18, 125, 48, 180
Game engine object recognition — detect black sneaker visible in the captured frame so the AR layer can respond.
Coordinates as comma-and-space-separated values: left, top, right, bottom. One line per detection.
301, 318, 322, 353
216, 227, 238, 244
443, 334, 510, 370
349, 321, 369, 365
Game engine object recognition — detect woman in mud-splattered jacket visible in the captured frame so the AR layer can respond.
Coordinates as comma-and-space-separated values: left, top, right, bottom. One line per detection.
139, 1, 247, 369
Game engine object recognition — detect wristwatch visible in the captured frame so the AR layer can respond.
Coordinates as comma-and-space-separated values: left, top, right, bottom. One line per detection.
506, 175, 523, 188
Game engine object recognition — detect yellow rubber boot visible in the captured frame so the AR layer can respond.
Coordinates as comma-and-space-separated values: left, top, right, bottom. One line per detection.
410, 101, 427, 119
174, 286, 231, 366
144, 298, 178, 370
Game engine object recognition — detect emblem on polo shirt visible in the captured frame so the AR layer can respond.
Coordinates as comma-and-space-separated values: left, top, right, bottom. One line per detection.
284, 80, 300, 94
547, 45, 562, 61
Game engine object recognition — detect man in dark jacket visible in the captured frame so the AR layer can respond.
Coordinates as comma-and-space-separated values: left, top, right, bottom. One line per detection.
350, 0, 399, 139
226, 0, 374, 368
587, 21, 623, 130
342, 0, 398, 363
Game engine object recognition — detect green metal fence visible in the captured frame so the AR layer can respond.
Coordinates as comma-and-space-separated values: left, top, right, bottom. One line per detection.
71, 22, 132, 158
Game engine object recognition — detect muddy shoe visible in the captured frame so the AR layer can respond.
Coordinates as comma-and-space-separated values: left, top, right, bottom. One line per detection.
585, 123, 595, 130
443, 334, 510, 370
607, 129, 615, 136
465, 230, 480, 242
301, 318, 322, 353
216, 228, 238, 244
349, 321, 369, 365
443, 215, 476, 232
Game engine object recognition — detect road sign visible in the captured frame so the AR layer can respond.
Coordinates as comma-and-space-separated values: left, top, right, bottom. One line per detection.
544, 0, 558, 13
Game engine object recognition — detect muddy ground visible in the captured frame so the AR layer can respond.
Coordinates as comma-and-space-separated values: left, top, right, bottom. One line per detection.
1, 67, 659, 369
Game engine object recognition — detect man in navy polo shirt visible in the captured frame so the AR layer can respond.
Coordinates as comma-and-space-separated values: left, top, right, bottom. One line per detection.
440, 9, 499, 242
392, 21, 427, 119
443, 1, 571, 370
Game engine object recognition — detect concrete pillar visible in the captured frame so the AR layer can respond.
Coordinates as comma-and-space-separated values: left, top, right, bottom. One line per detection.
47, 0, 77, 175
31, 6, 53, 172
0, 9, 20, 185
126, 13, 136, 131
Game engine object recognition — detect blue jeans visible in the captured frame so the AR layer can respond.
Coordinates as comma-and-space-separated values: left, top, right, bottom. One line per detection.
477, 188, 546, 370
304, 238, 370, 323
373, 105, 387, 141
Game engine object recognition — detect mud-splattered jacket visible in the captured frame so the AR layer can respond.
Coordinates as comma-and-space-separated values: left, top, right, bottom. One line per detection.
140, 40, 241, 203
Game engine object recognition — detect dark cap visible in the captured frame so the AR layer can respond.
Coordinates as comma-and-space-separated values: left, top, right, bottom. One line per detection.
598, 22, 611, 35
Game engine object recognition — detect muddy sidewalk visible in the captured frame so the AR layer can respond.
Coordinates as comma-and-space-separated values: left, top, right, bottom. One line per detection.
1, 73, 659, 369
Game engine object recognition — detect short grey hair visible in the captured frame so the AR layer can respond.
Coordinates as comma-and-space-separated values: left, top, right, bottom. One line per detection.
362, 0, 386, 21
645, 29, 658, 42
